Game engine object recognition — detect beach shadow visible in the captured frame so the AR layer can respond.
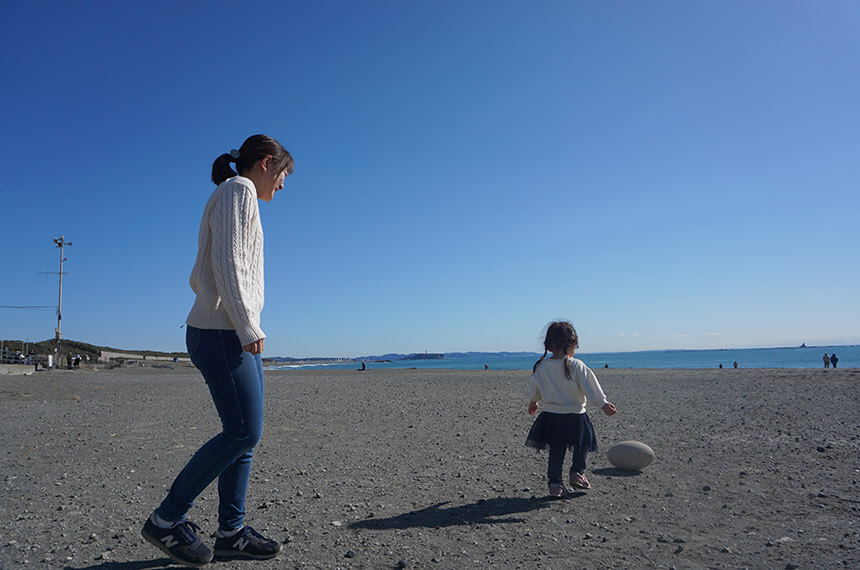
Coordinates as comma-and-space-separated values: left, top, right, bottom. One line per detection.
350, 495, 570, 530
593, 467, 643, 477
64, 558, 176, 570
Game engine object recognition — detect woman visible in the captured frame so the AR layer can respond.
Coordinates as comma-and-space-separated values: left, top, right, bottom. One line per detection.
142, 134, 293, 567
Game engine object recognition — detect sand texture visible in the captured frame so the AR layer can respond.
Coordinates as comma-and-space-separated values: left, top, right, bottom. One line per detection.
1, 366, 858, 569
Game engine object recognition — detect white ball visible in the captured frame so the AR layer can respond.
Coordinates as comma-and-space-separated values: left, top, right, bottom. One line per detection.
606, 440, 654, 471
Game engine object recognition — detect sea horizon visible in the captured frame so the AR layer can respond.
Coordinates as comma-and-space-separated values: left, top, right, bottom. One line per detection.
270, 342, 857, 361
265, 343, 858, 371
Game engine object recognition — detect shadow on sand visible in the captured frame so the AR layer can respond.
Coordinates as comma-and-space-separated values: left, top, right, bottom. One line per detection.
593, 467, 643, 477
350, 494, 584, 530
64, 558, 177, 570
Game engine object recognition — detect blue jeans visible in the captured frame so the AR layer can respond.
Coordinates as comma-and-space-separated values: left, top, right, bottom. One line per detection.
547, 443, 588, 485
156, 327, 264, 530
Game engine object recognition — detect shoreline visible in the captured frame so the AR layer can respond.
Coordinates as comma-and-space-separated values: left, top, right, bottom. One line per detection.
1, 367, 858, 568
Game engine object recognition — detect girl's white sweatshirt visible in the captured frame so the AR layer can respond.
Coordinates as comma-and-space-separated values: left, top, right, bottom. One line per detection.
529, 357, 609, 414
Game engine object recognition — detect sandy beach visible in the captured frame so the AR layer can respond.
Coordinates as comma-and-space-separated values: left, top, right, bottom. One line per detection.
1, 365, 858, 569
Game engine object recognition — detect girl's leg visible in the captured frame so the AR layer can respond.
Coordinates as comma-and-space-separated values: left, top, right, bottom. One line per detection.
571, 449, 589, 475
156, 328, 264, 525
547, 443, 567, 485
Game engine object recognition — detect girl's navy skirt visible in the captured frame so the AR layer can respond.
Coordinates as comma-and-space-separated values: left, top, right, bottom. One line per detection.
525, 411, 598, 452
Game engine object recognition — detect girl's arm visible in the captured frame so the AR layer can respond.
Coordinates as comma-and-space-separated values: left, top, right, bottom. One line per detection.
582, 365, 610, 409
580, 364, 618, 415
528, 377, 541, 415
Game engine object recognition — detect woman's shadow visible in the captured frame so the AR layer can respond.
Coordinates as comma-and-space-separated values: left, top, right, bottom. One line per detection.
350, 493, 584, 530
65, 493, 594, 568
64, 559, 175, 570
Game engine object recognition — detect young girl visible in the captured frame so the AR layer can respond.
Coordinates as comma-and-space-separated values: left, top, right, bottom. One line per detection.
526, 321, 617, 497
142, 135, 293, 567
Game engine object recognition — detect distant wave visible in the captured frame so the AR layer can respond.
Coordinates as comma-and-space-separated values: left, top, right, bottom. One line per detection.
265, 362, 346, 370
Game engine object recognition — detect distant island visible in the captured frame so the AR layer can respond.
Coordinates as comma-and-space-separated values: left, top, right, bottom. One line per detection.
399, 353, 444, 360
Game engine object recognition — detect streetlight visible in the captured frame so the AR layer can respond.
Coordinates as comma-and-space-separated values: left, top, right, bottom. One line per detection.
53, 235, 71, 367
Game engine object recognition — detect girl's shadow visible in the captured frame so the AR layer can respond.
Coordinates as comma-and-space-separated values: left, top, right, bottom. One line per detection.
350, 494, 582, 530
593, 467, 643, 477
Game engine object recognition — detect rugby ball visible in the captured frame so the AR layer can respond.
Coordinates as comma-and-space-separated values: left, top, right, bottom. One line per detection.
606, 440, 654, 471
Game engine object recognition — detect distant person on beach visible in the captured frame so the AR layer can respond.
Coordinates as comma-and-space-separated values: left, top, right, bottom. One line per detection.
830, 353, 838, 368
823, 353, 830, 368
141, 135, 293, 567
526, 321, 617, 497
733, 361, 738, 369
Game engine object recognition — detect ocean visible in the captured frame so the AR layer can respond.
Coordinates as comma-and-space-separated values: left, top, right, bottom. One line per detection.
266, 345, 858, 371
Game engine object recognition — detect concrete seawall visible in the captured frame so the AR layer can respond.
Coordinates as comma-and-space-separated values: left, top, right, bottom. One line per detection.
0, 364, 35, 376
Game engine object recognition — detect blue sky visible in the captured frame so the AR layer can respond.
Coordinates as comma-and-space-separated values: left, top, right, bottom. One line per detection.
2, 1, 858, 358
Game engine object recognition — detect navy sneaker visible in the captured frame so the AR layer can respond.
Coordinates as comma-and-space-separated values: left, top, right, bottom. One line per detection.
213, 525, 281, 560
141, 518, 212, 567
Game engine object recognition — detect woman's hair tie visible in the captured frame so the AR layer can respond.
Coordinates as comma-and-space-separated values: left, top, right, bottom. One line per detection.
229, 149, 240, 160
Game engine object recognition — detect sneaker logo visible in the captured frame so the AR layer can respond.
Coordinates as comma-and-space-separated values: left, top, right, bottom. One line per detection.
160, 535, 179, 549
233, 537, 250, 551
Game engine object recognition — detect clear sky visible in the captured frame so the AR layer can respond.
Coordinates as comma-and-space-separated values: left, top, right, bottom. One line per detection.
2, 1, 858, 358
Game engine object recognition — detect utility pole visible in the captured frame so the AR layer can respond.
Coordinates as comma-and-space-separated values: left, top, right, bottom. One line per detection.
53, 235, 71, 366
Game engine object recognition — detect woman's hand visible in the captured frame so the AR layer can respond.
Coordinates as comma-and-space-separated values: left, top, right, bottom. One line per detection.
602, 402, 617, 416
244, 338, 265, 355
528, 401, 538, 416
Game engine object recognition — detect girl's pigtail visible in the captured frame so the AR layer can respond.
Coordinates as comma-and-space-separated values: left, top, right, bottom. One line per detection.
532, 349, 548, 375
211, 153, 239, 185
563, 354, 573, 381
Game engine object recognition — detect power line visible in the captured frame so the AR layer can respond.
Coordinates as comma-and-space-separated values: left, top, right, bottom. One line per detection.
0, 305, 56, 310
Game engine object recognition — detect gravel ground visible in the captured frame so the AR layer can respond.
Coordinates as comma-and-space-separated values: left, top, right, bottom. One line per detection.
1, 365, 858, 569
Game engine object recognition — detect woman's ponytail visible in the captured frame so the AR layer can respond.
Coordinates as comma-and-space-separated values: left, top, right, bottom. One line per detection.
211, 135, 293, 186
211, 152, 238, 185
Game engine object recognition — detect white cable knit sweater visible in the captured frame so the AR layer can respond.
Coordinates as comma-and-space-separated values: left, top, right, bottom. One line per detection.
185, 176, 265, 347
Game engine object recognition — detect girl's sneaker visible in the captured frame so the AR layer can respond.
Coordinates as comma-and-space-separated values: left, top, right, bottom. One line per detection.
548, 483, 566, 498
213, 525, 281, 560
141, 518, 212, 567
570, 472, 592, 490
